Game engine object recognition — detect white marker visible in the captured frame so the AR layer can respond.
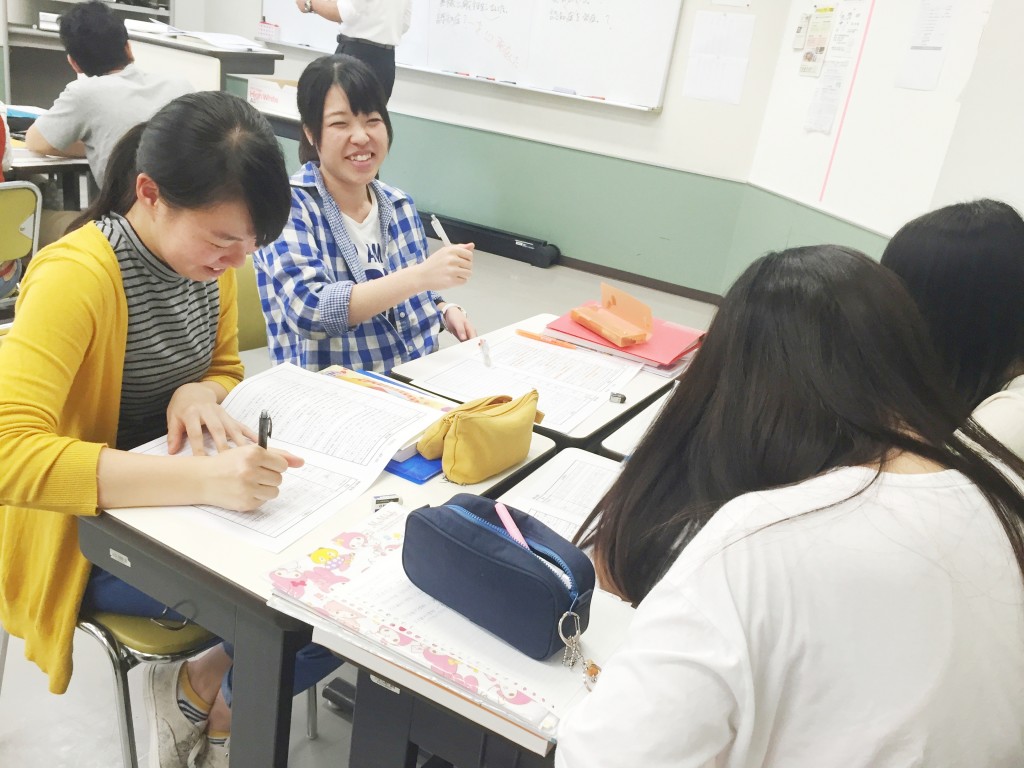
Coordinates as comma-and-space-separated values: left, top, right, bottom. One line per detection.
430, 214, 452, 247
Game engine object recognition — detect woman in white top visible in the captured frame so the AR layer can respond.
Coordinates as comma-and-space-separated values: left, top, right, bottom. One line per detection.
881, 199, 1024, 458
560, 245, 1024, 768
294, 0, 410, 98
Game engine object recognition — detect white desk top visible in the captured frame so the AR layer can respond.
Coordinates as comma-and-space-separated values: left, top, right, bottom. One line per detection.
103, 433, 556, 601
600, 391, 670, 459
10, 146, 89, 171
392, 314, 669, 441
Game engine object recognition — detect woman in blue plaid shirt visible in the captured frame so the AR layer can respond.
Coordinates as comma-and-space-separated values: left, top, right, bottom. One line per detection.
254, 54, 475, 372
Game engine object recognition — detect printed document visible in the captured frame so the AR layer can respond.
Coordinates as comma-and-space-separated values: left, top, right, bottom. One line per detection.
127, 364, 441, 552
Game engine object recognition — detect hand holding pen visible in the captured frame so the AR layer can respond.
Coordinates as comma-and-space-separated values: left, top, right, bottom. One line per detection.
420, 214, 475, 291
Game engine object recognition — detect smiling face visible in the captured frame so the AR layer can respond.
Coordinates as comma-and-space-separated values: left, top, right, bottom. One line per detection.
127, 173, 257, 282
308, 85, 389, 199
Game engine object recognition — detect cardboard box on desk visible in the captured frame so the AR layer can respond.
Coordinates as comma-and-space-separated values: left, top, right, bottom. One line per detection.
246, 77, 299, 119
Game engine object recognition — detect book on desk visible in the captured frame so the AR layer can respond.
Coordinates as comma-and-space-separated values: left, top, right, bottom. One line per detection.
268, 497, 633, 754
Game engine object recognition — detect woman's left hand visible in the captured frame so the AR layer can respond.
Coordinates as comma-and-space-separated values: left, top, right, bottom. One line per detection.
166, 382, 257, 455
443, 306, 476, 341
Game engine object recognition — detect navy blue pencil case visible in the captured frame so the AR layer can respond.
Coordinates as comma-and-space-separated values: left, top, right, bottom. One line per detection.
402, 493, 596, 660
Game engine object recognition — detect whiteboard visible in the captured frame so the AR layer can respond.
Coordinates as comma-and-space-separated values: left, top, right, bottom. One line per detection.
261, 0, 685, 110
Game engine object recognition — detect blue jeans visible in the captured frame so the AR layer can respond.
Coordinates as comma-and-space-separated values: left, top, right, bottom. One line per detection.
82, 568, 342, 707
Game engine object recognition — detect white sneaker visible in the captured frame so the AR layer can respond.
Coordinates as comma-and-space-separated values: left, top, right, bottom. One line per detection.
187, 736, 229, 768
144, 661, 207, 768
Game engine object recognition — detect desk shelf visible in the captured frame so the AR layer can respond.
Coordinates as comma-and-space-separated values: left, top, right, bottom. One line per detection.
46, 0, 171, 17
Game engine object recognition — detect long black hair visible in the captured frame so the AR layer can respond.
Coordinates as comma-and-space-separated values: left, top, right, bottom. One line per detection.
72, 91, 291, 247
297, 54, 393, 165
881, 199, 1024, 412
578, 245, 1024, 605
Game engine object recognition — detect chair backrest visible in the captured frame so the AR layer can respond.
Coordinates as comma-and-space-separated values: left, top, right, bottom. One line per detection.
0, 181, 42, 267
236, 253, 269, 352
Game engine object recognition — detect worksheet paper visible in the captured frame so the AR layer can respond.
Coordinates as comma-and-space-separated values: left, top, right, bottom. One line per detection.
268, 505, 635, 734
126, 364, 441, 552
417, 337, 642, 434
500, 449, 622, 539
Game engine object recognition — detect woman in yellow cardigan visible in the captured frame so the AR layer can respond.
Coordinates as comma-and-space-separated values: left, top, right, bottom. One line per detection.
0, 92, 321, 768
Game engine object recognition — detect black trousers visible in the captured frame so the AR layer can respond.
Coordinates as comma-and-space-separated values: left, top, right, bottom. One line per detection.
335, 36, 397, 100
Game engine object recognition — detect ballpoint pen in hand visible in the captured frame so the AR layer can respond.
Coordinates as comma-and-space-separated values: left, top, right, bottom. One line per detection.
430, 214, 452, 247
258, 409, 273, 448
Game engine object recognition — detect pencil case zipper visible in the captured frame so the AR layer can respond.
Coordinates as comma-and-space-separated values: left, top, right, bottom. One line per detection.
445, 504, 579, 602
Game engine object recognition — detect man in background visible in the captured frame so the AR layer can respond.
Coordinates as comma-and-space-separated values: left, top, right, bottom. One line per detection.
294, 0, 411, 99
26, 0, 193, 188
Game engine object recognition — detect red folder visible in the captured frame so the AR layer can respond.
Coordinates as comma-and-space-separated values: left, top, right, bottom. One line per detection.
546, 305, 704, 367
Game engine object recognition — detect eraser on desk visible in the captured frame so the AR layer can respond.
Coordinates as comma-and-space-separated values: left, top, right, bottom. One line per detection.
373, 493, 402, 512
609, 392, 626, 404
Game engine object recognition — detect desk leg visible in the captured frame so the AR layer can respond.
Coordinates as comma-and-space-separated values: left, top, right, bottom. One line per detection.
60, 171, 81, 211
350, 668, 418, 768
228, 609, 310, 767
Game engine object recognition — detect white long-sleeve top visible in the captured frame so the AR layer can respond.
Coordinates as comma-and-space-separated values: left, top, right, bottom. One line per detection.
556, 466, 1024, 768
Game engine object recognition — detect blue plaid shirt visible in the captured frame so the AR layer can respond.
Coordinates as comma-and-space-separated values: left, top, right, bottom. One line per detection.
254, 163, 444, 372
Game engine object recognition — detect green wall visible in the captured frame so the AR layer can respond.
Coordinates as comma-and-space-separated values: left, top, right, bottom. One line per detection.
229, 77, 888, 296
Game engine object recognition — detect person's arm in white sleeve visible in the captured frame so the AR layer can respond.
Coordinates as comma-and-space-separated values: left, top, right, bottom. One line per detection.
555, 584, 742, 768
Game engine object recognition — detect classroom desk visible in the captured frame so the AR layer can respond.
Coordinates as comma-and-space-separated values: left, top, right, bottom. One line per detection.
7, 147, 90, 211
391, 314, 672, 451
77, 432, 556, 768
305, 447, 627, 768
599, 391, 670, 460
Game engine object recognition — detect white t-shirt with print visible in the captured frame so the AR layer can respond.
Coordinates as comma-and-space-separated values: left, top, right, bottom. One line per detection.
340, 193, 386, 281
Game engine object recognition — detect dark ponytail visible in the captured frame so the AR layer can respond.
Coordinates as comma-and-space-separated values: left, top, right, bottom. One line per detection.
68, 122, 144, 233
69, 91, 291, 246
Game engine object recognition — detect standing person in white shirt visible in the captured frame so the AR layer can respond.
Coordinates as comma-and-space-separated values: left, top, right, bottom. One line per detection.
881, 199, 1024, 459
560, 245, 1024, 768
294, 0, 410, 99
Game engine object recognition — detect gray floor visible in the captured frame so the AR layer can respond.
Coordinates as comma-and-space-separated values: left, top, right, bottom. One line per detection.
0, 246, 716, 767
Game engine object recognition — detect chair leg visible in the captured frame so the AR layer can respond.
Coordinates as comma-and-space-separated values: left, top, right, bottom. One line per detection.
78, 621, 140, 768
306, 683, 318, 740
0, 626, 9, 698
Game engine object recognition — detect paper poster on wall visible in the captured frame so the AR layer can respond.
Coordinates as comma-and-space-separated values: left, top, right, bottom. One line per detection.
803, 1, 867, 134
682, 11, 756, 105
792, 12, 811, 48
799, 6, 834, 76
804, 60, 845, 133
896, 0, 955, 91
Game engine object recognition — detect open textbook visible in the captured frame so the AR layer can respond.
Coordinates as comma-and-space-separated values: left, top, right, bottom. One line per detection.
125, 364, 442, 552
268, 503, 635, 748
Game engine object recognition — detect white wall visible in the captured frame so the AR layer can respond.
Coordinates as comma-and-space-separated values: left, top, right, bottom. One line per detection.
932, 0, 1024, 213
750, 0, 995, 236
195, 0, 790, 184
191, 0, 1021, 238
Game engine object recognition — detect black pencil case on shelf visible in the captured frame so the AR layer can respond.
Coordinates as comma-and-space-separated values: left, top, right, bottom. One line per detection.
402, 492, 595, 660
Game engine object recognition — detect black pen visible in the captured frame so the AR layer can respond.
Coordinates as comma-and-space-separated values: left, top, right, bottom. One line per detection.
258, 409, 273, 448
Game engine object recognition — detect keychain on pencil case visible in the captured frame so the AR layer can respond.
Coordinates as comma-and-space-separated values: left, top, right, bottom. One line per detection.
558, 609, 602, 690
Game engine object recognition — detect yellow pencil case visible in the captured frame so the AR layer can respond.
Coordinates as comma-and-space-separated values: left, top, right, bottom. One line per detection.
417, 391, 543, 484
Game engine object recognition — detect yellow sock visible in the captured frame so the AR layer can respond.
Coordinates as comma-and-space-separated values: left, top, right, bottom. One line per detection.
206, 729, 230, 746
176, 665, 211, 724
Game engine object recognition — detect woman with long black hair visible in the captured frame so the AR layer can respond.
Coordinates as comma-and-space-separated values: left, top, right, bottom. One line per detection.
558, 245, 1024, 767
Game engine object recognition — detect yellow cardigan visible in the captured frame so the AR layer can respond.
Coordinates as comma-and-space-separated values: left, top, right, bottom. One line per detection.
0, 223, 243, 693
